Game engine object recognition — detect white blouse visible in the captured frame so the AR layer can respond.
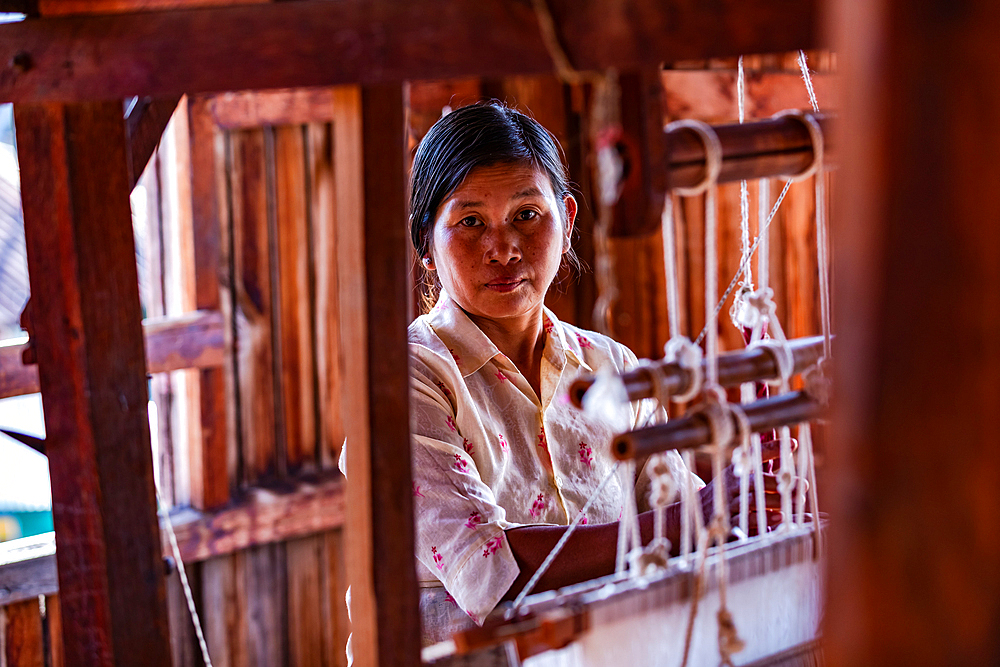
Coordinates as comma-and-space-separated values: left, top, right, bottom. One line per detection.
408, 293, 692, 623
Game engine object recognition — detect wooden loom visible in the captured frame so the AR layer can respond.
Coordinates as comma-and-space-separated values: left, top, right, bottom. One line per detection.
0, 0, 998, 666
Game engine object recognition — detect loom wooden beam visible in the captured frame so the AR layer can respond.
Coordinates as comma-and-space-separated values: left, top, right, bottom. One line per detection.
125, 95, 181, 188
668, 113, 834, 188
570, 335, 826, 408
14, 100, 171, 667
613, 390, 824, 460
0, 309, 225, 399
825, 0, 1000, 663
0, 0, 818, 103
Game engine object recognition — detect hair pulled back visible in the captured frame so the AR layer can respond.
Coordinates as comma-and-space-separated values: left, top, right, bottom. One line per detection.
409, 102, 574, 264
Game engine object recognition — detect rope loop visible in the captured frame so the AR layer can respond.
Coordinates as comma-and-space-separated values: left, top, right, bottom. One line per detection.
772, 110, 825, 182
636, 357, 671, 411
692, 387, 735, 449
753, 338, 795, 388
743, 287, 778, 330
666, 119, 723, 196
664, 336, 703, 403
803, 357, 833, 406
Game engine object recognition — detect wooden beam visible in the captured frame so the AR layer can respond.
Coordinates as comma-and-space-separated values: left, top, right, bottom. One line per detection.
336, 84, 419, 667
0, 477, 345, 604
826, 0, 1000, 664
207, 87, 337, 129
0, 0, 819, 103
0, 309, 225, 399
170, 475, 344, 562
125, 96, 181, 188
14, 100, 171, 667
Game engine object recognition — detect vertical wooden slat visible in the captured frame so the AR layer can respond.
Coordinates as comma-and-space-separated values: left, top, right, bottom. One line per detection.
166, 568, 199, 667
201, 554, 249, 667
188, 95, 233, 510
14, 100, 172, 667
4, 598, 43, 667
230, 128, 279, 485
322, 530, 350, 667
246, 543, 288, 667
286, 535, 326, 667
309, 122, 345, 471
274, 125, 317, 473
45, 595, 63, 667
828, 0, 1000, 664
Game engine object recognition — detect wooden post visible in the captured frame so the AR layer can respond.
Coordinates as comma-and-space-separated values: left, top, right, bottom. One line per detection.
827, 0, 1000, 664
336, 84, 419, 667
13, 101, 172, 667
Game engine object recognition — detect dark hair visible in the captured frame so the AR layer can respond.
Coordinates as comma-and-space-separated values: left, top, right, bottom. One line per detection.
409, 103, 579, 305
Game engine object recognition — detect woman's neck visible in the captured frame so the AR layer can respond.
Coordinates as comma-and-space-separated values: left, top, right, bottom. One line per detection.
467, 308, 547, 396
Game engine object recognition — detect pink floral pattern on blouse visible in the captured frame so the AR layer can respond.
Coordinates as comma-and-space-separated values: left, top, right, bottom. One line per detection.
406, 292, 699, 626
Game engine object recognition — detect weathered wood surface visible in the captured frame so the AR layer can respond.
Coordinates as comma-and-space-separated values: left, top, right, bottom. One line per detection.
38, 0, 267, 16
825, 0, 1000, 664
126, 96, 182, 188
361, 82, 421, 667
14, 100, 171, 667
0, 309, 225, 399
273, 125, 317, 474
187, 94, 233, 511
2, 597, 44, 667
209, 88, 337, 129
170, 475, 345, 562
0, 0, 818, 103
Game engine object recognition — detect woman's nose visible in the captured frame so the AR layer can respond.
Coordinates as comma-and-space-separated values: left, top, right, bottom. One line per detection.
484, 225, 521, 265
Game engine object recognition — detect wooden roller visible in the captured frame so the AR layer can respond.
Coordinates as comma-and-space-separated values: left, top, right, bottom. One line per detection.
612, 390, 825, 460
570, 335, 826, 409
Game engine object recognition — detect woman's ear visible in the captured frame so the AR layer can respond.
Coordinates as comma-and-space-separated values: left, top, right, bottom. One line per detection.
562, 194, 578, 252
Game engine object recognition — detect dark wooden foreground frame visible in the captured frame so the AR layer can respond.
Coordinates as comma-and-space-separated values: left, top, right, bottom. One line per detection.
0, 2, 836, 666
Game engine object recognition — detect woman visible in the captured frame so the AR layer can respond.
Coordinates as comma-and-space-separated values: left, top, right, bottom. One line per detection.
406, 103, 780, 642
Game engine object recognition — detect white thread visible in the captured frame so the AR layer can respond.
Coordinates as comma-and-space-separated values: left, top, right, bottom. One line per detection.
773, 110, 824, 182
667, 119, 723, 197
737, 56, 752, 288
157, 494, 214, 667
512, 461, 621, 610
662, 194, 682, 339
798, 50, 821, 113
696, 178, 793, 347
758, 179, 770, 292
816, 169, 833, 360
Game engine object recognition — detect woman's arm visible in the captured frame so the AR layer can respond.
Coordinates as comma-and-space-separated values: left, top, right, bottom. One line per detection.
502, 440, 785, 601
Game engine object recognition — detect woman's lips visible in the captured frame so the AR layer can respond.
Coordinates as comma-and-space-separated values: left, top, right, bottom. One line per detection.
485, 278, 526, 293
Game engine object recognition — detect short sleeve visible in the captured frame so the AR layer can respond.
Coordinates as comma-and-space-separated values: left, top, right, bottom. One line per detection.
409, 354, 520, 624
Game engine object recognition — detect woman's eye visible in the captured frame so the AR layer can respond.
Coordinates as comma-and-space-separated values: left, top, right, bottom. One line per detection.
459, 216, 481, 227
515, 209, 538, 221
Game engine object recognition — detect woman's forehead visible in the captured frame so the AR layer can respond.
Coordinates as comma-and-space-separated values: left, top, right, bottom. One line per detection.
441, 164, 554, 209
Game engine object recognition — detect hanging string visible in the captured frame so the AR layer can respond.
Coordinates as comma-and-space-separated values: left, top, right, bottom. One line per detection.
797, 50, 821, 114
694, 179, 793, 347
154, 479, 214, 667
737, 56, 752, 288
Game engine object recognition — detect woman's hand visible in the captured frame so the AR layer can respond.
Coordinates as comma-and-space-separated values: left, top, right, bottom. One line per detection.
697, 437, 803, 535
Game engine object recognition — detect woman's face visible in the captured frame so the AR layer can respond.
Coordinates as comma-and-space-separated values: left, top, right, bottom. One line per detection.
426, 164, 576, 326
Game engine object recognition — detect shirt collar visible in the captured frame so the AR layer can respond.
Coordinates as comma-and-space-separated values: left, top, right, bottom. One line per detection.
426, 292, 593, 376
